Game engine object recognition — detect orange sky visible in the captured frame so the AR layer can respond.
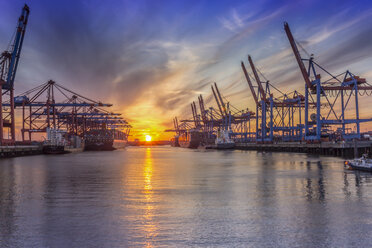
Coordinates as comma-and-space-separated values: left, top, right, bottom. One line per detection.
3, 1, 372, 142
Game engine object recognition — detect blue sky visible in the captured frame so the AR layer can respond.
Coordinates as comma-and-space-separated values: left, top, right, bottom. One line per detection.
1, 0, 372, 139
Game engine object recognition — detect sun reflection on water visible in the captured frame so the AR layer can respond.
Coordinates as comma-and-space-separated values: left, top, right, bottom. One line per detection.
143, 148, 157, 247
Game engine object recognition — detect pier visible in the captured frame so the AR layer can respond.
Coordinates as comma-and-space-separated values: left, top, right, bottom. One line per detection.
0, 145, 42, 158
236, 140, 372, 158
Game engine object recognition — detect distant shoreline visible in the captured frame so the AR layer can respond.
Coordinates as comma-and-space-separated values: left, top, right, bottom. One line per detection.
127, 140, 171, 146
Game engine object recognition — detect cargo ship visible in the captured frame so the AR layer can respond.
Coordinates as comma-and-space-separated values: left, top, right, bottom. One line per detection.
42, 128, 68, 154
84, 129, 127, 151
170, 135, 180, 147
43, 128, 85, 154
215, 129, 235, 149
178, 129, 203, 148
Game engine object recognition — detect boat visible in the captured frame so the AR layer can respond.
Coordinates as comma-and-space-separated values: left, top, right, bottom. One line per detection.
344, 154, 372, 172
112, 129, 128, 149
215, 129, 235, 149
42, 128, 69, 154
43, 128, 85, 154
84, 129, 127, 151
178, 129, 203, 148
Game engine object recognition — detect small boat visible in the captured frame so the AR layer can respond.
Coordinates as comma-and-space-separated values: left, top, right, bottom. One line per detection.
344, 154, 372, 172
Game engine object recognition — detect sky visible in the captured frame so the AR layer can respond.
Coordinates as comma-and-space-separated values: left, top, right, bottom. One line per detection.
1, 0, 372, 141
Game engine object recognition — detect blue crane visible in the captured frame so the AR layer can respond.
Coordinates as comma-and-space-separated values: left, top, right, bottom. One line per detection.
0, 4, 30, 145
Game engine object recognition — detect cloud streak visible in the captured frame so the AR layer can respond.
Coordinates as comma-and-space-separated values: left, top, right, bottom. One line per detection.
1, 0, 372, 139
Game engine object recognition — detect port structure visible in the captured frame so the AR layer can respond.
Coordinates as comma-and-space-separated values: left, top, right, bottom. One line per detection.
284, 22, 372, 141
0, 4, 29, 145
238, 22, 372, 143
241, 56, 307, 143
4, 80, 130, 143
169, 82, 255, 143
170, 22, 372, 147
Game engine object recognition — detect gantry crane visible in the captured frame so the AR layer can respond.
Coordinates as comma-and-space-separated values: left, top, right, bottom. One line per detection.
5, 80, 129, 142
285, 22, 372, 141
0, 4, 29, 145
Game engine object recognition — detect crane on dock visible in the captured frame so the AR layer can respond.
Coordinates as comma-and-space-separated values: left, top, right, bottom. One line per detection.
284, 22, 372, 141
242, 55, 306, 142
170, 82, 255, 145
0, 4, 29, 145
6, 80, 130, 142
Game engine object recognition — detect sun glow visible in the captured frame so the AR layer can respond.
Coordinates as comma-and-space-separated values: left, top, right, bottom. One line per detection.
145, 135, 152, 142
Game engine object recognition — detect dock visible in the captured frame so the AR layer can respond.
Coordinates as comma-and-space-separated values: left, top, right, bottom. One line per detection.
236, 140, 372, 158
0, 145, 42, 158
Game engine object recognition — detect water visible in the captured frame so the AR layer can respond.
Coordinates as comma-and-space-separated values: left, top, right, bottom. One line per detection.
0, 146, 371, 247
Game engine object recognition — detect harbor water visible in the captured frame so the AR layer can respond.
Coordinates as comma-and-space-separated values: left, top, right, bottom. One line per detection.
1, 146, 372, 247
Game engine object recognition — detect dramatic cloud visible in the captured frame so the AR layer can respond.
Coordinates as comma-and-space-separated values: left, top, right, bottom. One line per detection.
0, 0, 371, 140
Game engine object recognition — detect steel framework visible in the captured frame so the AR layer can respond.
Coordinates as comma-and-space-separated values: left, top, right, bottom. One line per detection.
0, 4, 29, 145
241, 55, 306, 143
285, 22, 372, 141
5, 80, 130, 142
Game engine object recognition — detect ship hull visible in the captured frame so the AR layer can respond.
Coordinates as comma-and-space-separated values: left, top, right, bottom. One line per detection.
42, 145, 69, 154
179, 140, 200, 148
348, 163, 372, 172
84, 141, 115, 151
179, 131, 202, 149
215, 143, 235, 149
113, 139, 127, 149
170, 136, 180, 147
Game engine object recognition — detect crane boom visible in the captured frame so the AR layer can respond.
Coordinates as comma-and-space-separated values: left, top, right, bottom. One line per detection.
193, 101, 200, 127
248, 55, 266, 102
284, 22, 313, 89
198, 95, 207, 123
191, 103, 197, 127
211, 85, 224, 116
241, 61, 258, 104
214, 82, 228, 116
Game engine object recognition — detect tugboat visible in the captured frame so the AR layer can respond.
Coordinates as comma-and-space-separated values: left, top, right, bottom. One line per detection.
344, 154, 372, 172
215, 129, 235, 149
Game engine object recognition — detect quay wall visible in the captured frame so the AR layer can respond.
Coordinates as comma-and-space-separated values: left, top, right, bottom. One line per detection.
0, 145, 42, 158
235, 141, 372, 158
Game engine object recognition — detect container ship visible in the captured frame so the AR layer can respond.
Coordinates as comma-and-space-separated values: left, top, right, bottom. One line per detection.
84, 129, 127, 151
214, 129, 235, 149
178, 129, 203, 148
42, 128, 84, 154
170, 135, 180, 147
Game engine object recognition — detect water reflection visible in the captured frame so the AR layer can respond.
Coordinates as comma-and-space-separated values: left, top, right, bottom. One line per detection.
0, 160, 17, 244
0, 148, 372, 247
142, 148, 157, 247
343, 170, 372, 200
304, 161, 326, 201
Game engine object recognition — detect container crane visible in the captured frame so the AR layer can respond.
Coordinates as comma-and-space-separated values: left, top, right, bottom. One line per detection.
284, 22, 372, 141
0, 4, 29, 145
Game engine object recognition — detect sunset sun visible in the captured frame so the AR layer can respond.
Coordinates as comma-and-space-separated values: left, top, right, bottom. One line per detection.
145, 135, 152, 142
